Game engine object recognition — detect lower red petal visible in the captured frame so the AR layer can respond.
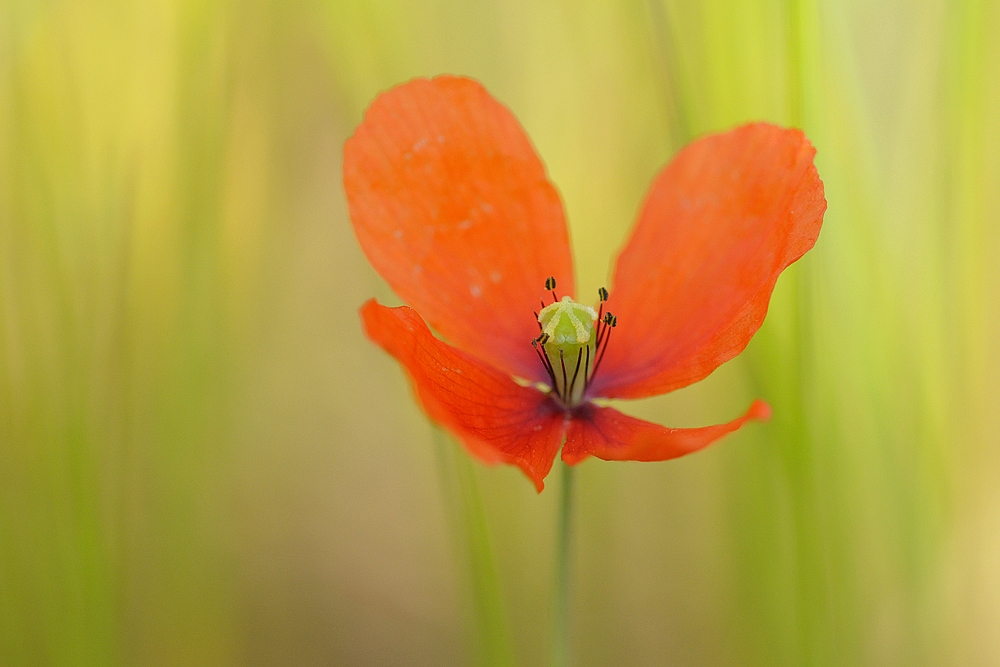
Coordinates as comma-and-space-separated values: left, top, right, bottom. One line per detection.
361, 300, 567, 491
561, 400, 770, 465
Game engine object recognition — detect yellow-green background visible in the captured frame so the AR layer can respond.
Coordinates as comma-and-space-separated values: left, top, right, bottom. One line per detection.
3, 1, 999, 665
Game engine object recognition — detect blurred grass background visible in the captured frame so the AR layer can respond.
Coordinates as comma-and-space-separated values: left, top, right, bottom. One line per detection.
2, 0, 999, 665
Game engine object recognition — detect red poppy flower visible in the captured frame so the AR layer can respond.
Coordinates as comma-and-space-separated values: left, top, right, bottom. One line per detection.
345, 76, 826, 492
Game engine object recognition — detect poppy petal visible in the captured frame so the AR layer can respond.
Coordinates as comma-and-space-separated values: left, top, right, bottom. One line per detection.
361, 300, 568, 492
589, 124, 826, 399
345, 76, 574, 384
561, 400, 770, 465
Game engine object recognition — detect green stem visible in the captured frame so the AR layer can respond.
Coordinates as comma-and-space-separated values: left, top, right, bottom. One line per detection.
551, 461, 576, 667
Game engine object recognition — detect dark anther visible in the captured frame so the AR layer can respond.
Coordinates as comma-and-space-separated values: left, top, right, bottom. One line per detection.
603, 312, 617, 327
545, 276, 558, 302
598, 286, 608, 302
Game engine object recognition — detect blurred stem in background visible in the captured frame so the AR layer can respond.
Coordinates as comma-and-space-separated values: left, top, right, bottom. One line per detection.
433, 427, 514, 667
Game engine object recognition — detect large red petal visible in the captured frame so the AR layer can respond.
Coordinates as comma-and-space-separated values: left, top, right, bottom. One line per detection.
361, 300, 567, 492
589, 124, 826, 399
561, 400, 770, 465
345, 76, 574, 383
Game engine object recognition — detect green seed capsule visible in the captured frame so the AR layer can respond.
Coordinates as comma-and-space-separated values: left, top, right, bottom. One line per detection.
538, 296, 597, 346
536, 297, 598, 405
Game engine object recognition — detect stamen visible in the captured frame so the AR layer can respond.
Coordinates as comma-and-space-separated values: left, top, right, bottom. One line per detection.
591, 311, 616, 379
559, 349, 568, 402
596, 308, 616, 348
532, 335, 556, 386
568, 347, 583, 399
528, 283, 615, 407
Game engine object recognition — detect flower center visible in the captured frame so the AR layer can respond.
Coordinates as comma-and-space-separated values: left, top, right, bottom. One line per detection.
531, 278, 616, 407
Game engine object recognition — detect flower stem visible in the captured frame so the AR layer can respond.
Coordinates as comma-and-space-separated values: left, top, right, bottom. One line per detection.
551, 461, 576, 667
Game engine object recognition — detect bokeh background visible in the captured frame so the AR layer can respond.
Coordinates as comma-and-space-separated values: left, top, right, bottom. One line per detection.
3, 1, 1000, 665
